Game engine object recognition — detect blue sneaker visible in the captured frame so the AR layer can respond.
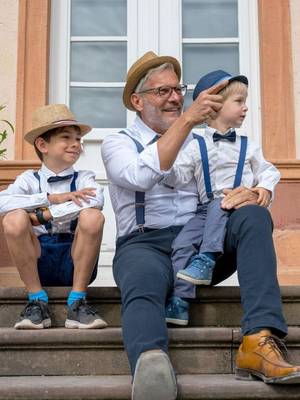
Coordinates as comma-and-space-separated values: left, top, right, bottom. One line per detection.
165, 296, 189, 326
176, 254, 215, 285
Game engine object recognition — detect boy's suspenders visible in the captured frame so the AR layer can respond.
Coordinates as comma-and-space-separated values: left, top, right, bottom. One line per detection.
33, 171, 79, 233
192, 133, 248, 200
119, 130, 159, 232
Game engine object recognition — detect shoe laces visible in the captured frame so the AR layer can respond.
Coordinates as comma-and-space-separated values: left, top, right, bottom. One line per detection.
259, 334, 290, 362
21, 300, 43, 317
75, 299, 97, 315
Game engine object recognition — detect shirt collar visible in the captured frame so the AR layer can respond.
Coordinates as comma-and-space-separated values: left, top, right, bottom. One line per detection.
132, 115, 161, 144
40, 163, 75, 179
205, 126, 235, 136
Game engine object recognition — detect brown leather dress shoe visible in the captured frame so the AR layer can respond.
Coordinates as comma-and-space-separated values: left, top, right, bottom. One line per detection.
236, 329, 300, 384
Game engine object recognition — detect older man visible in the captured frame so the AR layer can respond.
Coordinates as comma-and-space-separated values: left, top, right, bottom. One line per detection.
101, 52, 300, 400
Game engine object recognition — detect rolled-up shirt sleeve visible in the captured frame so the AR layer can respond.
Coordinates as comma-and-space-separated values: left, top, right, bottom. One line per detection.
250, 143, 281, 196
101, 134, 170, 191
49, 171, 104, 222
0, 172, 49, 215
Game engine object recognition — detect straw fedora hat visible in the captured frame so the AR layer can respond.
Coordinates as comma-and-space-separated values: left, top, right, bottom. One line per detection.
123, 51, 181, 111
24, 104, 92, 145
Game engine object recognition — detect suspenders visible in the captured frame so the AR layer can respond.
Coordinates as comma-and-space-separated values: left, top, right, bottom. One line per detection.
193, 133, 248, 201
119, 130, 147, 231
119, 131, 159, 231
33, 171, 79, 233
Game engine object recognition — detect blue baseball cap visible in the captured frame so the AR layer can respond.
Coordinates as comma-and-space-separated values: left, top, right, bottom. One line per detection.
193, 70, 248, 101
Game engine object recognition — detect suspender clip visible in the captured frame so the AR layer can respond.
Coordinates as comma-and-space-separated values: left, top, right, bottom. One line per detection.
138, 224, 145, 233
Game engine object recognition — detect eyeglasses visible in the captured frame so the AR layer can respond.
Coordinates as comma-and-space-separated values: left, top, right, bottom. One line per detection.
137, 84, 187, 98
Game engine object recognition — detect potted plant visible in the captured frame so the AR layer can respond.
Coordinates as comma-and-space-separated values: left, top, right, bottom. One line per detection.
0, 104, 14, 159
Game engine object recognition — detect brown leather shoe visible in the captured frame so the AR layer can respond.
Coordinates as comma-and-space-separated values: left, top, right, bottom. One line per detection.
236, 329, 300, 384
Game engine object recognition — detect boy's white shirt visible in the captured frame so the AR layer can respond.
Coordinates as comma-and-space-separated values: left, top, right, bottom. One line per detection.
162, 127, 281, 204
0, 163, 104, 236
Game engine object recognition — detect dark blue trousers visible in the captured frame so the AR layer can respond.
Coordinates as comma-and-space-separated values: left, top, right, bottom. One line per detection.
113, 205, 287, 375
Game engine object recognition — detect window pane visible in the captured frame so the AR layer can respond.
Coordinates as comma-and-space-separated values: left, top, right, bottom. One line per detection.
182, 0, 238, 38
70, 87, 126, 128
71, 42, 127, 82
71, 0, 127, 36
183, 43, 239, 84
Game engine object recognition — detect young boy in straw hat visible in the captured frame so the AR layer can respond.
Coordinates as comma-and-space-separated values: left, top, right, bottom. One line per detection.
164, 70, 280, 326
0, 104, 107, 330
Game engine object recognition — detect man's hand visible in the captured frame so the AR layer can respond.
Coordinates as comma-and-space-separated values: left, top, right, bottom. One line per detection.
251, 187, 271, 207
221, 186, 259, 210
185, 80, 228, 126
48, 188, 96, 207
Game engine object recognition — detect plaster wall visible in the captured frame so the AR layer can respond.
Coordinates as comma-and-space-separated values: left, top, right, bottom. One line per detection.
0, 0, 18, 160
290, 0, 300, 158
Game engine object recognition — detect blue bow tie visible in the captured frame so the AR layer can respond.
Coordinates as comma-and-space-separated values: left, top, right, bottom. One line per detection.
47, 174, 73, 183
213, 130, 236, 143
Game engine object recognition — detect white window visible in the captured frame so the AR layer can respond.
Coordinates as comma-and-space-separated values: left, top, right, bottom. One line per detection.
49, 0, 261, 280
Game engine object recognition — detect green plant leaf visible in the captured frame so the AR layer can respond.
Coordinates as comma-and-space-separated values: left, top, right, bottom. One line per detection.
0, 119, 14, 133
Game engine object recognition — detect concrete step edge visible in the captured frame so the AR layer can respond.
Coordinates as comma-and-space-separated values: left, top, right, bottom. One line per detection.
0, 374, 299, 399
1, 286, 300, 302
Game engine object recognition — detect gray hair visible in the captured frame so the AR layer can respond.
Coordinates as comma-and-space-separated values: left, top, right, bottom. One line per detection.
134, 62, 176, 93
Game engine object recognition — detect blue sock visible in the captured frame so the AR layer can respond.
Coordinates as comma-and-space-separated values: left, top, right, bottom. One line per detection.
67, 291, 87, 307
202, 252, 218, 261
28, 289, 48, 303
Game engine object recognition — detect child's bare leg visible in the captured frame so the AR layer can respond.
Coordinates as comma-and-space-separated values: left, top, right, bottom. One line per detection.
2, 209, 42, 292
71, 208, 105, 291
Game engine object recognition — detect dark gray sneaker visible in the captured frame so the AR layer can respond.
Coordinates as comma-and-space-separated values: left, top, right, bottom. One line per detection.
14, 300, 51, 329
132, 350, 177, 400
65, 298, 108, 329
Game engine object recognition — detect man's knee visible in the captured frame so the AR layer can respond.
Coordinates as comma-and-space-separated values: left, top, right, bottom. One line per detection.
2, 209, 30, 237
230, 205, 273, 228
77, 208, 105, 235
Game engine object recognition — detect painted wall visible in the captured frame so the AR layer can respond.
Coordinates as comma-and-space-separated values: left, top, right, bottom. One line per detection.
290, 0, 300, 158
0, 0, 18, 160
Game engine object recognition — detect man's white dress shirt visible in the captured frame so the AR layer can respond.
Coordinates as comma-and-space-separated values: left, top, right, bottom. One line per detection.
163, 127, 280, 203
101, 116, 198, 237
0, 164, 104, 236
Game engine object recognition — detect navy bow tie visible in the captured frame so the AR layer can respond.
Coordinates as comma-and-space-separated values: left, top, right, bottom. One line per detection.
47, 174, 73, 183
213, 130, 236, 143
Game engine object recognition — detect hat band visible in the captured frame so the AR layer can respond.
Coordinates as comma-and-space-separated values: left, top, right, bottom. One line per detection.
51, 119, 78, 125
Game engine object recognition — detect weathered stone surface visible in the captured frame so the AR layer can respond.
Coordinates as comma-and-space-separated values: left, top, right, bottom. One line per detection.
1, 286, 300, 328
0, 374, 299, 399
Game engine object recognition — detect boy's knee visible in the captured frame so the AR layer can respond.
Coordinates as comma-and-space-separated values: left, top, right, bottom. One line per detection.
78, 208, 105, 235
2, 209, 30, 236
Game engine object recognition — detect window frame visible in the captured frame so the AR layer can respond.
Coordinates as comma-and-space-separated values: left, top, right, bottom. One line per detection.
49, 0, 261, 142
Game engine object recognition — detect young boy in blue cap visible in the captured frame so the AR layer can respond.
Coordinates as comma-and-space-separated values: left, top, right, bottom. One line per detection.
165, 70, 280, 325
0, 104, 107, 330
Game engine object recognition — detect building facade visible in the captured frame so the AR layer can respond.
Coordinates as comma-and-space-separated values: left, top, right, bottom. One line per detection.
0, 0, 299, 285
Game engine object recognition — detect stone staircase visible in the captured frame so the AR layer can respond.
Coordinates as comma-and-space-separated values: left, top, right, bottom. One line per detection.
0, 287, 300, 399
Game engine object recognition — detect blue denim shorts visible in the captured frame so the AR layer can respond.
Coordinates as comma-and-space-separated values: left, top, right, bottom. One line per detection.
37, 234, 98, 286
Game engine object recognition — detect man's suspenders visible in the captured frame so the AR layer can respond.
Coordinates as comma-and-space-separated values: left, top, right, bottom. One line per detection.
119, 130, 146, 231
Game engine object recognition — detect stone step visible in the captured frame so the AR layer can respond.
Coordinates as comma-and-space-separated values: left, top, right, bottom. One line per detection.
0, 286, 300, 328
0, 374, 299, 399
0, 327, 299, 377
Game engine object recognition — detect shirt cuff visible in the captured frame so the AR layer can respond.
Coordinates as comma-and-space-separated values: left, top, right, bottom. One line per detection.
140, 142, 172, 176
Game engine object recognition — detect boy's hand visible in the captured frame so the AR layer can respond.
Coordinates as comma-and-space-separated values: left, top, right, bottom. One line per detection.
251, 187, 271, 207
48, 188, 96, 207
28, 209, 53, 226
28, 212, 40, 226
